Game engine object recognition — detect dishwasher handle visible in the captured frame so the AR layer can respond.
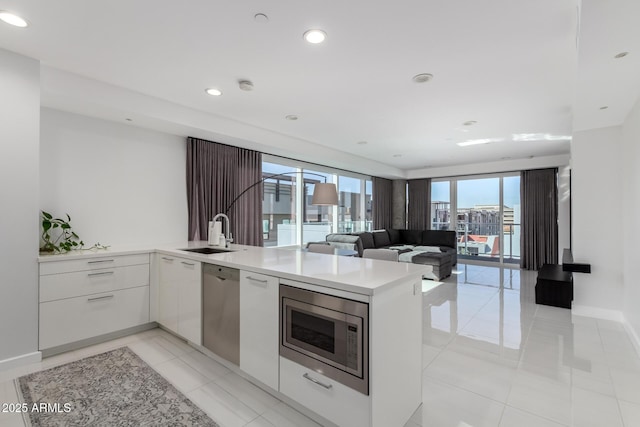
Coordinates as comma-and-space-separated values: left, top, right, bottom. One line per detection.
203, 264, 240, 281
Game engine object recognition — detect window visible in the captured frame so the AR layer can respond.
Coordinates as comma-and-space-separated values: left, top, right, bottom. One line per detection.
338, 175, 372, 233
262, 162, 297, 247
262, 156, 371, 247
302, 169, 334, 246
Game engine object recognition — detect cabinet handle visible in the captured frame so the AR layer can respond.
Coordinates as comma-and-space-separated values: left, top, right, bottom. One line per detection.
181, 261, 196, 266
246, 276, 268, 284
161, 257, 174, 261
87, 271, 114, 277
88, 259, 115, 264
87, 294, 114, 302
303, 373, 332, 390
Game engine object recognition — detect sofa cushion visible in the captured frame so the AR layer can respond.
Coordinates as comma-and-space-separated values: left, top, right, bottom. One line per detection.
325, 234, 359, 250
400, 229, 423, 245
326, 234, 360, 244
387, 229, 402, 244
422, 230, 456, 248
414, 245, 442, 253
372, 230, 391, 248
355, 232, 375, 250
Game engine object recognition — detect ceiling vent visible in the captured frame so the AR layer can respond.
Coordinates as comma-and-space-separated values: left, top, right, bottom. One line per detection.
238, 80, 254, 91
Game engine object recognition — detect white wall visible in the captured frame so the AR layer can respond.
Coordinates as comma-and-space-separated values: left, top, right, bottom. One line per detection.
40, 109, 188, 246
0, 49, 40, 362
571, 126, 624, 318
622, 96, 640, 344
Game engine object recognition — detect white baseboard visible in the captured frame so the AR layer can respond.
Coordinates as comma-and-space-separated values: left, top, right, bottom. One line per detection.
0, 351, 42, 372
571, 304, 624, 322
623, 319, 640, 358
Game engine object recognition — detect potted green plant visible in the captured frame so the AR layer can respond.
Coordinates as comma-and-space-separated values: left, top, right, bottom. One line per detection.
40, 211, 107, 253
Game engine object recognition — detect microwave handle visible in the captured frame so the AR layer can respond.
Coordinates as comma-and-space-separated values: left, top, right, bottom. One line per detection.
303, 373, 333, 390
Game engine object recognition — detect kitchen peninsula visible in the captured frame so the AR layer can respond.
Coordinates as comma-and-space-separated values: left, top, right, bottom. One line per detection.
38, 242, 427, 427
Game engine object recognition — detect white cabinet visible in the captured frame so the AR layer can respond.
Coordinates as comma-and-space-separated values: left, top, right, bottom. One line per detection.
157, 254, 202, 345
239, 271, 279, 390
38, 253, 150, 351
157, 255, 179, 333
40, 287, 150, 350
178, 259, 202, 345
280, 357, 371, 427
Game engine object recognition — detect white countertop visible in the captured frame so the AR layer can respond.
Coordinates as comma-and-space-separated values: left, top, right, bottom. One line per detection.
39, 241, 429, 296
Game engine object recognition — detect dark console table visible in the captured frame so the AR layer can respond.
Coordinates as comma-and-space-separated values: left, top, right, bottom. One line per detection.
535, 249, 591, 309
536, 264, 574, 308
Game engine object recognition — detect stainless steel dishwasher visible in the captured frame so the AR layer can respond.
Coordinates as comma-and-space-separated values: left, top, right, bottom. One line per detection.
203, 264, 240, 365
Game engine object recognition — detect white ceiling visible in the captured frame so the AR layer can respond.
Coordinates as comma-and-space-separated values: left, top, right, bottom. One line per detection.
0, 0, 638, 178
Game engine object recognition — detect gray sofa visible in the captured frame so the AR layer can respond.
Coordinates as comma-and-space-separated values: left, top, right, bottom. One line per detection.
326, 229, 458, 280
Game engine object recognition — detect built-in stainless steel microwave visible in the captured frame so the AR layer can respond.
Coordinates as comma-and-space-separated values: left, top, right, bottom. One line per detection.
280, 284, 369, 395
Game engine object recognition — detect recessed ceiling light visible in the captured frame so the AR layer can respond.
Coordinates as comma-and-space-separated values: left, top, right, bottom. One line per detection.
356, 141, 368, 145
412, 73, 434, 83
285, 115, 298, 121
614, 52, 629, 59
462, 120, 478, 126
600, 106, 609, 110
205, 88, 222, 96
303, 29, 327, 44
0, 11, 28, 27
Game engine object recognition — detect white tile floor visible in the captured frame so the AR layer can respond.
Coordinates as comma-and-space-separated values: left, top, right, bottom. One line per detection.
412, 263, 640, 427
1, 262, 640, 427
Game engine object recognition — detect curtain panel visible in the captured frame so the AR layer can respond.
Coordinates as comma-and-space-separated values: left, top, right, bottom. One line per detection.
372, 177, 393, 229
520, 168, 558, 270
186, 137, 263, 246
407, 178, 431, 230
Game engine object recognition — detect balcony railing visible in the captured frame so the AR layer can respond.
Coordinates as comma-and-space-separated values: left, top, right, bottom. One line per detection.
263, 219, 373, 247
337, 220, 373, 234
432, 221, 521, 262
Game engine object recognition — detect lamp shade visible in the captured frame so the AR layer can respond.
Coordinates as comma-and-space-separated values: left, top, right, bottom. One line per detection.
311, 183, 339, 206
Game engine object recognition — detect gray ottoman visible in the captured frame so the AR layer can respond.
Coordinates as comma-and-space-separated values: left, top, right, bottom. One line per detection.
411, 252, 453, 280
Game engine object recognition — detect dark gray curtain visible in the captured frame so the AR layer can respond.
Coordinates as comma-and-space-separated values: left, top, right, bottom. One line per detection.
372, 177, 393, 229
407, 178, 431, 229
520, 168, 558, 270
186, 137, 263, 246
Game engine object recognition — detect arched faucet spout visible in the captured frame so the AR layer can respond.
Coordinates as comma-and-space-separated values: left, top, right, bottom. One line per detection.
212, 213, 233, 247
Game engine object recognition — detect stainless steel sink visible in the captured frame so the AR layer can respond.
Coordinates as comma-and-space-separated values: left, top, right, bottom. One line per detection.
179, 247, 234, 255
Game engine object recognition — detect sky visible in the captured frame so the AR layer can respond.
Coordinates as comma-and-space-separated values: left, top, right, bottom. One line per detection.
431, 176, 520, 209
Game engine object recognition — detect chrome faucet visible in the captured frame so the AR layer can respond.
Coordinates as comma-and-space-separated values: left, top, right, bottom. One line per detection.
212, 213, 233, 248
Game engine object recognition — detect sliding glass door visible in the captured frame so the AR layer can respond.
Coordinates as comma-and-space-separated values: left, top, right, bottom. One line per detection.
457, 177, 501, 260
431, 173, 521, 264
430, 181, 451, 230
502, 176, 521, 263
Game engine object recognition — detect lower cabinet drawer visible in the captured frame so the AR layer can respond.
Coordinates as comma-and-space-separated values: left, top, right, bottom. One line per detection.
40, 264, 150, 302
279, 357, 370, 427
39, 286, 150, 350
